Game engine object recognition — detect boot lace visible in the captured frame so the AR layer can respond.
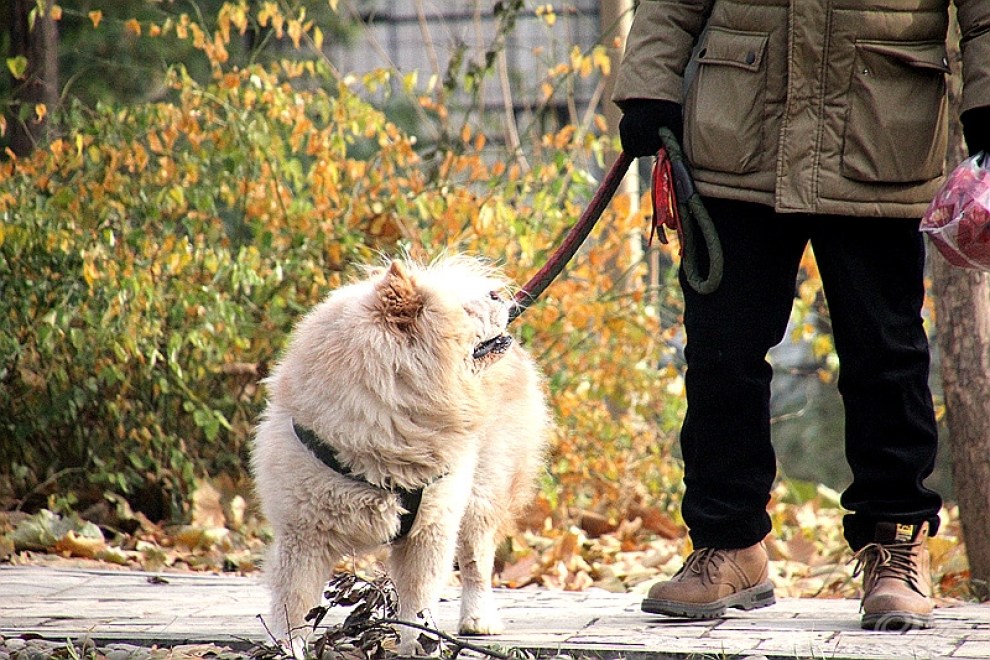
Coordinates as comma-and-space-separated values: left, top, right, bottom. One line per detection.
850, 539, 924, 596
675, 547, 725, 585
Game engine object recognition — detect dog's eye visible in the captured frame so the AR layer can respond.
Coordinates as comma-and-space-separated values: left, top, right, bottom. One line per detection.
488, 291, 502, 302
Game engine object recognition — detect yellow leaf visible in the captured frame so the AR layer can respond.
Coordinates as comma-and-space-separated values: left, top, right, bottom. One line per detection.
593, 46, 612, 76
82, 259, 99, 287
798, 279, 819, 304
257, 2, 272, 27
176, 15, 188, 39
537, 4, 557, 26
168, 186, 185, 207
53, 530, 106, 559
265, 4, 285, 38
49, 4, 62, 20
6, 56, 28, 80
328, 0, 339, 11
96, 547, 131, 565
124, 18, 141, 36
402, 70, 417, 94
88, 10, 102, 27
287, 19, 303, 48
313, 25, 324, 50
927, 535, 957, 567
34, 103, 47, 122
571, 47, 592, 78
569, 46, 583, 70
812, 334, 834, 361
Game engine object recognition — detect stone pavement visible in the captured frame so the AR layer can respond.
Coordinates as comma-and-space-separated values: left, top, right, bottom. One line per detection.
1, 565, 989, 659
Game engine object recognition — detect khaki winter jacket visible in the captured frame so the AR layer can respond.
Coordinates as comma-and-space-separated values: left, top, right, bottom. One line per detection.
613, 0, 990, 218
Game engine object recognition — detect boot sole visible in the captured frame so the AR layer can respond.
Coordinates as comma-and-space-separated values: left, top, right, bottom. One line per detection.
861, 611, 934, 631
641, 580, 776, 619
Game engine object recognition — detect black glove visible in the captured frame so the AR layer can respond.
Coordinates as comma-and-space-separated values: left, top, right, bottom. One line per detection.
618, 99, 683, 158
961, 106, 990, 156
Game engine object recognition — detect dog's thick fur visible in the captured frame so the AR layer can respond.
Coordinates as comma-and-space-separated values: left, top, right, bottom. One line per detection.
251, 257, 550, 652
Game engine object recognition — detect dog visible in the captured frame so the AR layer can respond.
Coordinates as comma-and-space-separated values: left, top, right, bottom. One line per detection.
250, 256, 550, 654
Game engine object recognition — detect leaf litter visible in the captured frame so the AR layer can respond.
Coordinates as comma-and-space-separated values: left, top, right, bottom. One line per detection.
0, 479, 980, 658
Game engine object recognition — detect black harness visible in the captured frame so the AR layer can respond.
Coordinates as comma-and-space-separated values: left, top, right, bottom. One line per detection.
291, 420, 429, 542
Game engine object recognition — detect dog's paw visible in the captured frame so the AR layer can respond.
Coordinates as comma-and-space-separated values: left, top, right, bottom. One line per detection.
458, 613, 504, 636
397, 634, 430, 657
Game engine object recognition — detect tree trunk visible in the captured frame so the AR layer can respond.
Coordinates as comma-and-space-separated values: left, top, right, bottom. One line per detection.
6, 0, 59, 156
933, 258, 990, 599
599, 0, 645, 295
599, 0, 632, 161
932, 12, 990, 600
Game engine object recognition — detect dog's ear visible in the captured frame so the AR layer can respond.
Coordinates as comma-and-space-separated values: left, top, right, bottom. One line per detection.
376, 260, 423, 329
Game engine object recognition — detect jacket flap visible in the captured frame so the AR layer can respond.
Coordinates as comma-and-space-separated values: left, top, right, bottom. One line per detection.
697, 28, 769, 72
856, 41, 951, 74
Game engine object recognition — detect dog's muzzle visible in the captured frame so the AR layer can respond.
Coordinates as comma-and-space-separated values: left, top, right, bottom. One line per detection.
472, 334, 512, 360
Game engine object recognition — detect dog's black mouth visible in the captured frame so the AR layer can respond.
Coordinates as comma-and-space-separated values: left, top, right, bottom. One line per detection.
473, 334, 512, 360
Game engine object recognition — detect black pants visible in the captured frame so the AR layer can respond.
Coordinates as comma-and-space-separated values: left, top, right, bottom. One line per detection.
679, 198, 942, 552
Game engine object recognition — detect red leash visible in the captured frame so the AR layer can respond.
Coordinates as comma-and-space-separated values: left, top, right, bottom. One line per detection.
509, 134, 720, 322
509, 151, 634, 323
650, 144, 683, 255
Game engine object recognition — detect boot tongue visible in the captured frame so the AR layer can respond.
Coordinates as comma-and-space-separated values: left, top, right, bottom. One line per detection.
874, 522, 921, 544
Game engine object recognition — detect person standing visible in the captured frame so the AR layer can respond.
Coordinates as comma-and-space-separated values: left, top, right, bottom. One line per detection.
613, 0, 990, 630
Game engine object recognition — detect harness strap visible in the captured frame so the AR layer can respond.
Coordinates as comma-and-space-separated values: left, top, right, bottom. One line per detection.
291, 420, 424, 542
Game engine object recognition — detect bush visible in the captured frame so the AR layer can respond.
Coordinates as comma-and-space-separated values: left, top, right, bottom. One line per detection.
1, 6, 687, 523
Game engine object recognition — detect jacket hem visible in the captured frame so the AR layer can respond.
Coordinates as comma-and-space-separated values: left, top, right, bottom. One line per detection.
695, 181, 930, 219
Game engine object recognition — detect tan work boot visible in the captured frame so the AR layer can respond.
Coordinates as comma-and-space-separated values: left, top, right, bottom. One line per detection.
853, 522, 933, 631
641, 541, 775, 618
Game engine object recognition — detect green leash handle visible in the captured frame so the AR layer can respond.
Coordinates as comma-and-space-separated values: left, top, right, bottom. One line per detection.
658, 127, 723, 295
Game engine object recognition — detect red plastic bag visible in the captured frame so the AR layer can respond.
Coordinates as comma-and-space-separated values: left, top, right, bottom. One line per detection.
921, 152, 990, 270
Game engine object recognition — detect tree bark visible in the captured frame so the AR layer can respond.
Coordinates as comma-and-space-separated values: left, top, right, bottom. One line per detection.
6, 0, 59, 156
933, 258, 990, 599
932, 12, 990, 599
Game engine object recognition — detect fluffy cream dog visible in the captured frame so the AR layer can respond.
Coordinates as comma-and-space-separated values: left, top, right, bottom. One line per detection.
251, 256, 550, 653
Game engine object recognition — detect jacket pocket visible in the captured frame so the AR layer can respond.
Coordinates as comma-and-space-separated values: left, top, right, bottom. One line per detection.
841, 41, 949, 184
684, 28, 770, 175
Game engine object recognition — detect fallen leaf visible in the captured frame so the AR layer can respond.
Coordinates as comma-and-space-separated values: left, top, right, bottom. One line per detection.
54, 530, 107, 559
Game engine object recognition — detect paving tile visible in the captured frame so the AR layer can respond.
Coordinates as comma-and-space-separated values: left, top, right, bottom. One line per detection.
825, 635, 959, 660
958, 631, 990, 640
632, 621, 715, 638
953, 640, 990, 657
753, 630, 837, 651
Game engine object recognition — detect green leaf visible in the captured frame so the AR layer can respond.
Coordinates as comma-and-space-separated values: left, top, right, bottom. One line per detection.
6, 56, 28, 80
